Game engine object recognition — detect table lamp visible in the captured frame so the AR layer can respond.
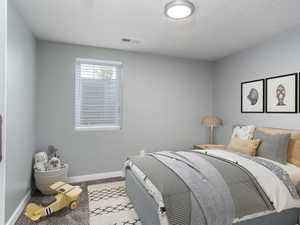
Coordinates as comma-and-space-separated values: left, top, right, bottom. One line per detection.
201, 116, 222, 144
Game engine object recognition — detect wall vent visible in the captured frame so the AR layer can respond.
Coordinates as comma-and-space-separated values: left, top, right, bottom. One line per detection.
121, 38, 140, 44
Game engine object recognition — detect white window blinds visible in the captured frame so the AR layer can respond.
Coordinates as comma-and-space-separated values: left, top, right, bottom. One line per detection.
75, 58, 122, 130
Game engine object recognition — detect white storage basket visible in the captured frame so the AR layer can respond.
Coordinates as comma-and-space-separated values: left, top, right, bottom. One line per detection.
34, 164, 69, 195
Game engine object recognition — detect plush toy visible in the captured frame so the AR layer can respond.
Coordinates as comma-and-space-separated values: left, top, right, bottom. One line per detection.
48, 157, 61, 170
48, 145, 60, 159
25, 182, 82, 221
34, 152, 48, 171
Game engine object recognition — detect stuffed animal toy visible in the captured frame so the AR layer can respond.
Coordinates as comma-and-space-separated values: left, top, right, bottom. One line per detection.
48, 145, 60, 159
34, 152, 48, 171
48, 157, 61, 170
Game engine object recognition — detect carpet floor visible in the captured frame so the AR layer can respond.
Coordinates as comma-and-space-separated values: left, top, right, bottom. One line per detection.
15, 178, 124, 225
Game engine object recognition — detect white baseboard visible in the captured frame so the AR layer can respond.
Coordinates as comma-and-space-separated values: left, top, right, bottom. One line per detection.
66, 170, 124, 183
6, 191, 31, 225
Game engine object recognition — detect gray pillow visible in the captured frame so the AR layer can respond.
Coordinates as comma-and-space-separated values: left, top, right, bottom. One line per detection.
254, 131, 291, 164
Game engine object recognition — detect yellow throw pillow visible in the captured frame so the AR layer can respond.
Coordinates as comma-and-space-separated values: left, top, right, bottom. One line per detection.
227, 137, 261, 156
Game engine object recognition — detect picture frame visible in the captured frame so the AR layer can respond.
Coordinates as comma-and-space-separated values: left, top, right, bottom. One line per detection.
241, 79, 265, 113
266, 73, 298, 113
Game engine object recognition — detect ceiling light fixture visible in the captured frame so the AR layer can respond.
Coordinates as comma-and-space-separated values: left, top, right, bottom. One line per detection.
165, 0, 195, 20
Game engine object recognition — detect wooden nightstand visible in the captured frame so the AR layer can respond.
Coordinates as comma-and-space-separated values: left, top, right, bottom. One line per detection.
193, 144, 226, 150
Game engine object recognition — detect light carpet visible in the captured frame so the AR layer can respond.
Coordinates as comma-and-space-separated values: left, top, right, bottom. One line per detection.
88, 181, 142, 225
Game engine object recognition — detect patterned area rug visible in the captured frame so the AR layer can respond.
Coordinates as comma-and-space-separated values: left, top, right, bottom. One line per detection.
88, 181, 142, 225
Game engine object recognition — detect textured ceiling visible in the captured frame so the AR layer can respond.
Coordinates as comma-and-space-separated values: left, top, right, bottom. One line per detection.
12, 0, 300, 60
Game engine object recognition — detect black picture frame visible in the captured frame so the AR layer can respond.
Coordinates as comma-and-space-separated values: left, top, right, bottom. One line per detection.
241, 79, 265, 113
266, 73, 298, 113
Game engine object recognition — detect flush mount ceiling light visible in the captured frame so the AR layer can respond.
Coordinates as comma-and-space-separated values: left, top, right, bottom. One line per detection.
165, 0, 195, 19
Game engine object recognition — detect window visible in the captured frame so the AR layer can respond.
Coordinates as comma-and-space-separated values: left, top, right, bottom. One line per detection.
75, 58, 122, 130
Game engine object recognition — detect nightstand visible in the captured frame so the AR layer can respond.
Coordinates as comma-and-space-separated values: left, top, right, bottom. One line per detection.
193, 144, 226, 150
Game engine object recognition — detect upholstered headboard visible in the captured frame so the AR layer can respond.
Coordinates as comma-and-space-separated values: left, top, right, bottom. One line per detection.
232, 125, 300, 167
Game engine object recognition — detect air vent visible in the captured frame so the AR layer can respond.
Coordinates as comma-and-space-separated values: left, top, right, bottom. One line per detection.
121, 38, 140, 44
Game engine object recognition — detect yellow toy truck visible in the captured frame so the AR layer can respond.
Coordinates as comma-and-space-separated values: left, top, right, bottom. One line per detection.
25, 182, 82, 221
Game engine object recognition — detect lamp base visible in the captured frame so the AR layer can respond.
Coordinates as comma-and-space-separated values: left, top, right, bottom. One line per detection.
209, 126, 214, 144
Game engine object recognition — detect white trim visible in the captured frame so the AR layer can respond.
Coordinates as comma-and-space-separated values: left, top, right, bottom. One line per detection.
66, 170, 124, 184
0, 0, 7, 224
76, 58, 123, 66
5, 191, 31, 225
75, 126, 121, 132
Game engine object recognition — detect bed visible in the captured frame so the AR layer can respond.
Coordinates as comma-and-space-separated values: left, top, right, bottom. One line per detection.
124, 126, 300, 225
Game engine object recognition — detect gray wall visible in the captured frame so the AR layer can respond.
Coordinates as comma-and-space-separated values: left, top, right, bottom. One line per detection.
6, 2, 36, 222
213, 25, 300, 145
36, 40, 213, 176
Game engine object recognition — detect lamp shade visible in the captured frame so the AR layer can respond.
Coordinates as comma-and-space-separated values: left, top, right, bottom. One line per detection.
201, 116, 222, 127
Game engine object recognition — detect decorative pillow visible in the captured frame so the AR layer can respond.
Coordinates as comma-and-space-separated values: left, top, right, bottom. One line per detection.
256, 127, 300, 167
254, 131, 291, 164
227, 137, 261, 156
231, 125, 255, 140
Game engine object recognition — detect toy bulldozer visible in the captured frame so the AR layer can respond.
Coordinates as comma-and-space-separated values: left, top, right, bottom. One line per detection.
25, 182, 82, 221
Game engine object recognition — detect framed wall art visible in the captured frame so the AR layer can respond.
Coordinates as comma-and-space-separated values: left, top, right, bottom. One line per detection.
266, 73, 298, 113
241, 79, 264, 113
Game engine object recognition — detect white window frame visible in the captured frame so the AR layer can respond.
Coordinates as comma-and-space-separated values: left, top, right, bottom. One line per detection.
74, 58, 123, 131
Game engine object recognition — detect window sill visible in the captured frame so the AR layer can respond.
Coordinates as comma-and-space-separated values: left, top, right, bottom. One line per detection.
75, 126, 121, 131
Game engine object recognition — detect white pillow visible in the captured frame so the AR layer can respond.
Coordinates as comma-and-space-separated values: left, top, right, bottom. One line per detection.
231, 125, 255, 140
